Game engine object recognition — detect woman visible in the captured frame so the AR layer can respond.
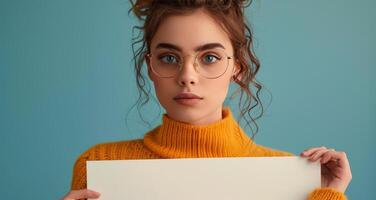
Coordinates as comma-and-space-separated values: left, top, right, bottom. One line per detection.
61, 0, 352, 199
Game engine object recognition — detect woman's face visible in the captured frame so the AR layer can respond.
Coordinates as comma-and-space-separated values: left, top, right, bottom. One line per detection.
147, 9, 238, 125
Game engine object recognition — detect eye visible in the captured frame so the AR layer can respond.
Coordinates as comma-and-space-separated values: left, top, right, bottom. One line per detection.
202, 54, 220, 64
159, 54, 179, 64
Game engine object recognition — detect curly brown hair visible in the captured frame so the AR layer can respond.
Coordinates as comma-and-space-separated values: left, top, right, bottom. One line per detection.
126, 0, 265, 140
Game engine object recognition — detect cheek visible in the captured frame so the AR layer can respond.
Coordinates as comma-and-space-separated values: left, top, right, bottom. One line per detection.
205, 78, 230, 101
153, 80, 173, 104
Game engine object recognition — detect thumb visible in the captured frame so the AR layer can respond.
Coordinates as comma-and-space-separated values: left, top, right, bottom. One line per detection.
66, 189, 101, 199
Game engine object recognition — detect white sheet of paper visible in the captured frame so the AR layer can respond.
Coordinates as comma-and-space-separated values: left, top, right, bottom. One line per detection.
87, 156, 320, 200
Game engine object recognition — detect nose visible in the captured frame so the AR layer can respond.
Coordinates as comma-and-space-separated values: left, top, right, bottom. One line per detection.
177, 56, 199, 86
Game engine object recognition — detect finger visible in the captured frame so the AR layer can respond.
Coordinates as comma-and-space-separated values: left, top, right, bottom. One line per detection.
320, 150, 348, 168
330, 151, 350, 168
301, 146, 327, 156
65, 189, 101, 199
320, 149, 338, 163
308, 148, 330, 161
301, 146, 327, 157
303, 146, 328, 152
320, 150, 334, 164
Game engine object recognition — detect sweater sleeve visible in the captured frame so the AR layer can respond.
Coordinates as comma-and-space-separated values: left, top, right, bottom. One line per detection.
307, 187, 347, 200
70, 144, 98, 190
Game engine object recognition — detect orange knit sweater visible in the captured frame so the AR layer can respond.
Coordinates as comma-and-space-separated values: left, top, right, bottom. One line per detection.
71, 107, 347, 200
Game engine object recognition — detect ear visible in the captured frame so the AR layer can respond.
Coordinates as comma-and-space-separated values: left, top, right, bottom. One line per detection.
232, 60, 242, 82
145, 54, 154, 82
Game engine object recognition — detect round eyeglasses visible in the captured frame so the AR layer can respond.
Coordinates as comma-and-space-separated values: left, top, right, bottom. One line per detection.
146, 48, 233, 79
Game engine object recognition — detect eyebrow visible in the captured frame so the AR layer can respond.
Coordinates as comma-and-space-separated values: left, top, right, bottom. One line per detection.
155, 42, 225, 52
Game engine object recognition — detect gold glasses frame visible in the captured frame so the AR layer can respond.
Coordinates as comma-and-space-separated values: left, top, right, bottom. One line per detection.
145, 50, 234, 79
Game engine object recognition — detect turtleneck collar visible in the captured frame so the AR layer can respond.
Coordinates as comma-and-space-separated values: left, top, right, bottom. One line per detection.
143, 107, 256, 158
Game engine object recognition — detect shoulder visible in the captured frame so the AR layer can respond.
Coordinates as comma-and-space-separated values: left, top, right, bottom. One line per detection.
70, 138, 145, 190
252, 143, 296, 157
75, 139, 145, 161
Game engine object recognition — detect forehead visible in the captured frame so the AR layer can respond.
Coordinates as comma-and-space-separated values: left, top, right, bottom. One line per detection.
150, 9, 233, 53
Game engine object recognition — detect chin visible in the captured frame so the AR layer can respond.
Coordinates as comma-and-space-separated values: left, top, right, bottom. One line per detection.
167, 106, 203, 122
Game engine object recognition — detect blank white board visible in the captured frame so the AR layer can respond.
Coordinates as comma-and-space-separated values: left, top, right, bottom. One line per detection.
87, 156, 320, 200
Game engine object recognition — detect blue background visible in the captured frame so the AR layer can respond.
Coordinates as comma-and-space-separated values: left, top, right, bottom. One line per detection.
0, 0, 374, 199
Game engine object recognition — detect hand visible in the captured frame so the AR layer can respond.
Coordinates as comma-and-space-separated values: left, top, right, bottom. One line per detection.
300, 146, 352, 193
61, 189, 101, 200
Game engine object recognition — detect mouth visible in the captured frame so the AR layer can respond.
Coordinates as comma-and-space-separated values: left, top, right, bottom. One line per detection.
173, 93, 203, 106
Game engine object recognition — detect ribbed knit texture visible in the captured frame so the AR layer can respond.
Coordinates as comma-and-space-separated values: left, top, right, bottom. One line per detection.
71, 106, 347, 200
143, 106, 256, 158
308, 188, 347, 200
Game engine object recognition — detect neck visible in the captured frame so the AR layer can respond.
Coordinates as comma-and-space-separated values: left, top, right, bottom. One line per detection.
143, 106, 255, 158
166, 106, 223, 126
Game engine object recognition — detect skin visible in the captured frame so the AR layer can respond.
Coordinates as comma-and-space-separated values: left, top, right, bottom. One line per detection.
300, 146, 352, 193
146, 8, 239, 125
61, 189, 100, 200
61, 8, 352, 200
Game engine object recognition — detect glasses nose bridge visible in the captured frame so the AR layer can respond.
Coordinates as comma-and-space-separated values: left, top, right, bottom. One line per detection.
179, 53, 199, 73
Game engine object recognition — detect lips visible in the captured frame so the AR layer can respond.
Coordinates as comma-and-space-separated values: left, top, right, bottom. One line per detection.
173, 93, 203, 106
173, 93, 203, 100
